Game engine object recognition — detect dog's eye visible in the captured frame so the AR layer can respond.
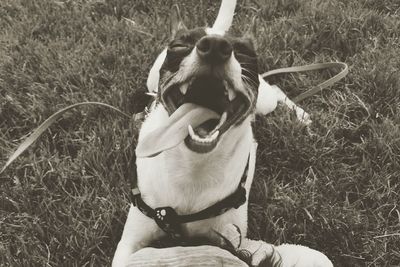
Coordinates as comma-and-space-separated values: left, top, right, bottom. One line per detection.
169, 42, 190, 52
233, 41, 256, 58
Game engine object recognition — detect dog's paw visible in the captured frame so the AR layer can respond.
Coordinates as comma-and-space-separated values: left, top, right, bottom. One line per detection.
294, 107, 312, 125
212, 224, 281, 266
275, 244, 333, 267
239, 239, 279, 266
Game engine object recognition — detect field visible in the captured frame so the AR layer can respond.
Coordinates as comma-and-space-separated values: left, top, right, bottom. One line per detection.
1, 0, 399, 266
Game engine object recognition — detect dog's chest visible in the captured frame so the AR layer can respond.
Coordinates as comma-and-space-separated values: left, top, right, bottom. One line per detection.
136, 104, 254, 215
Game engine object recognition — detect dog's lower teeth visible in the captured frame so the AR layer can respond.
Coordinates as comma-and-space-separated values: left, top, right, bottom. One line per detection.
188, 125, 219, 143
217, 112, 228, 129
210, 130, 219, 141
210, 112, 227, 135
188, 124, 196, 138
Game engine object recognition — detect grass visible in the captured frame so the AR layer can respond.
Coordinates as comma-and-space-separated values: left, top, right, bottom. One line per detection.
0, 0, 399, 266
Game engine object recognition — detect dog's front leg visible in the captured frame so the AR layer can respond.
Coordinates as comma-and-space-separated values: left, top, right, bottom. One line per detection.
112, 205, 164, 267
272, 84, 312, 125
216, 224, 333, 267
213, 224, 277, 266
256, 78, 312, 125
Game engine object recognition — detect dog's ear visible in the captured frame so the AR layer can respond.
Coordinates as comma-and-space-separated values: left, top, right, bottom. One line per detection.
244, 16, 258, 47
170, 5, 187, 39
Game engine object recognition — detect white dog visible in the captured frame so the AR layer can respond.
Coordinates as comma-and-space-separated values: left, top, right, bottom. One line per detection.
113, 1, 330, 266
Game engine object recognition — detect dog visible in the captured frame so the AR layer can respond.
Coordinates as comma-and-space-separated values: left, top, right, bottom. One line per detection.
112, 1, 330, 266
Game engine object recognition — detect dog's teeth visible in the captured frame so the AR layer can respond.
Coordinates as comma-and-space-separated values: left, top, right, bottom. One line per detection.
200, 137, 209, 143
210, 130, 219, 141
188, 125, 195, 138
227, 89, 236, 101
180, 84, 188, 95
220, 112, 228, 125
214, 112, 227, 131
180, 83, 189, 95
188, 124, 218, 143
195, 135, 206, 143
188, 125, 204, 142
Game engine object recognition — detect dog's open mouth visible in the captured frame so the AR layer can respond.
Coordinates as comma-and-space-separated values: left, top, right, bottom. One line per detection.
161, 74, 251, 153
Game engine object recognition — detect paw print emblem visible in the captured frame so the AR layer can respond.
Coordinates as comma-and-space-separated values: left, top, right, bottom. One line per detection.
153, 207, 182, 238
156, 209, 167, 220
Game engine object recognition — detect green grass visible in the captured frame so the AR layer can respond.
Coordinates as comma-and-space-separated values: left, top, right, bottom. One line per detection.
0, 0, 399, 266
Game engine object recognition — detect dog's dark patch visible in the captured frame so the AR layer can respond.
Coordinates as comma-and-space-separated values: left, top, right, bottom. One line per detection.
231, 37, 259, 84
162, 27, 207, 72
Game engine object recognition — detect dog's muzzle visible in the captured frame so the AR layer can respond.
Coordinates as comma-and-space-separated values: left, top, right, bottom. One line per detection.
150, 31, 259, 154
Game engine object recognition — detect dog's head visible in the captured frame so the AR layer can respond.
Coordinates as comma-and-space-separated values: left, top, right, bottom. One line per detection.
147, 1, 259, 154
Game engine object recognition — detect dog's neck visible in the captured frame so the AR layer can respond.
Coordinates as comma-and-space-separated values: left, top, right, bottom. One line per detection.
136, 104, 254, 214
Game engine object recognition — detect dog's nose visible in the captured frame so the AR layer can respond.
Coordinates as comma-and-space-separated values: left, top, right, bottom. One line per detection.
196, 36, 232, 64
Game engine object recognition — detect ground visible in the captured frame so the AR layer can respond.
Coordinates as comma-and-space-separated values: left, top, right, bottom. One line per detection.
0, 0, 399, 266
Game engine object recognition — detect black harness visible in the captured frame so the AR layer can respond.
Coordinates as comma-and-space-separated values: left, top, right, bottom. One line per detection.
130, 157, 250, 239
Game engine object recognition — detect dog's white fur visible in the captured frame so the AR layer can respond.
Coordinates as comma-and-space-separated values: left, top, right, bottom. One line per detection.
113, 43, 264, 265
113, 2, 330, 266
113, 105, 259, 266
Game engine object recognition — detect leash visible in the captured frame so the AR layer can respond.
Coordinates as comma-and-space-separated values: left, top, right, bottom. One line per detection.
1, 62, 348, 174
0, 102, 144, 174
261, 62, 348, 103
0, 61, 348, 239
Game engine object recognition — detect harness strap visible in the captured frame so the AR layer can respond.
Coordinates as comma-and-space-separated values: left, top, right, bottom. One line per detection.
130, 155, 250, 237
261, 62, 348, 103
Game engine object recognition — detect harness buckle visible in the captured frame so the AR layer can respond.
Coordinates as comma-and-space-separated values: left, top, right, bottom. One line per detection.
154, 207, 183, 239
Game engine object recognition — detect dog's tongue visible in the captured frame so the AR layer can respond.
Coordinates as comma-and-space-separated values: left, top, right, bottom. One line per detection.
136, 103, 219, 158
